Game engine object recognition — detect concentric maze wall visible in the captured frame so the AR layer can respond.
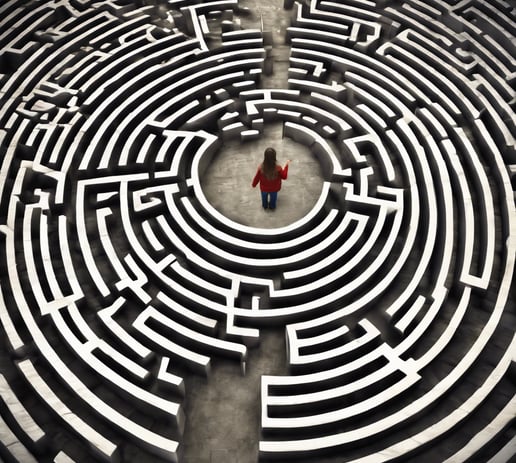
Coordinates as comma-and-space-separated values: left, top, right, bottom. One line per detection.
0, 1, 515, 462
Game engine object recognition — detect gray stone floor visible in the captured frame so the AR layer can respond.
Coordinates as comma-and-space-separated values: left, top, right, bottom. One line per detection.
181, 328, 288, 463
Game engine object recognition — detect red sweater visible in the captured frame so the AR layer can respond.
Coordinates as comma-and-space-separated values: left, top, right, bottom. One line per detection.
252, 164, 289, 192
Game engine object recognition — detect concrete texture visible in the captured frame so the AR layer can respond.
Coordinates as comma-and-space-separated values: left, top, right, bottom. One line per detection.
182, 328, 287, 463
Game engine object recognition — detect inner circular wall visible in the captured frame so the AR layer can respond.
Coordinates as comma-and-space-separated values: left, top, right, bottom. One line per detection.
200, 123, 325, 229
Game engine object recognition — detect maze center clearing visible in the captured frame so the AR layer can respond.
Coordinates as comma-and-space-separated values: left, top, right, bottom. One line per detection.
200, 122, 325, 229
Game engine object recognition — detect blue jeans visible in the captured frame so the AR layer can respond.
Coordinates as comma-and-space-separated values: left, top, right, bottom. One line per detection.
261, 191, 277, 209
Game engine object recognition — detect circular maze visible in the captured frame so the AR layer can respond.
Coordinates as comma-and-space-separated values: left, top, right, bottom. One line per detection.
0, 1, 515, 462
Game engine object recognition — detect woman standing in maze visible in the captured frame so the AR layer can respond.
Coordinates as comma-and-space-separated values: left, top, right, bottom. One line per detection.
252, 147, 291, 210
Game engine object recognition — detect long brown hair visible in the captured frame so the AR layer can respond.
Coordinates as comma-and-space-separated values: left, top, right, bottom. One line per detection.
261, 147, 278, 180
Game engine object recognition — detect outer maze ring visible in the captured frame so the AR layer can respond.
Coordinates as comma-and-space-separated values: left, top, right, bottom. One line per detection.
0, 1, 514, 462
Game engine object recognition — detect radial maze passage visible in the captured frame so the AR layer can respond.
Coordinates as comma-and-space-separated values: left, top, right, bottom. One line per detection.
0, 1, 515, 462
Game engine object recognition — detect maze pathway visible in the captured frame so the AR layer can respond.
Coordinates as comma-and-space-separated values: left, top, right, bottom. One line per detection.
0, 1, 515, 462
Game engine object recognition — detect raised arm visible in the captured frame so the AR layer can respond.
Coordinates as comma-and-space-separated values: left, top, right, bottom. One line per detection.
281, 160, 291, 179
